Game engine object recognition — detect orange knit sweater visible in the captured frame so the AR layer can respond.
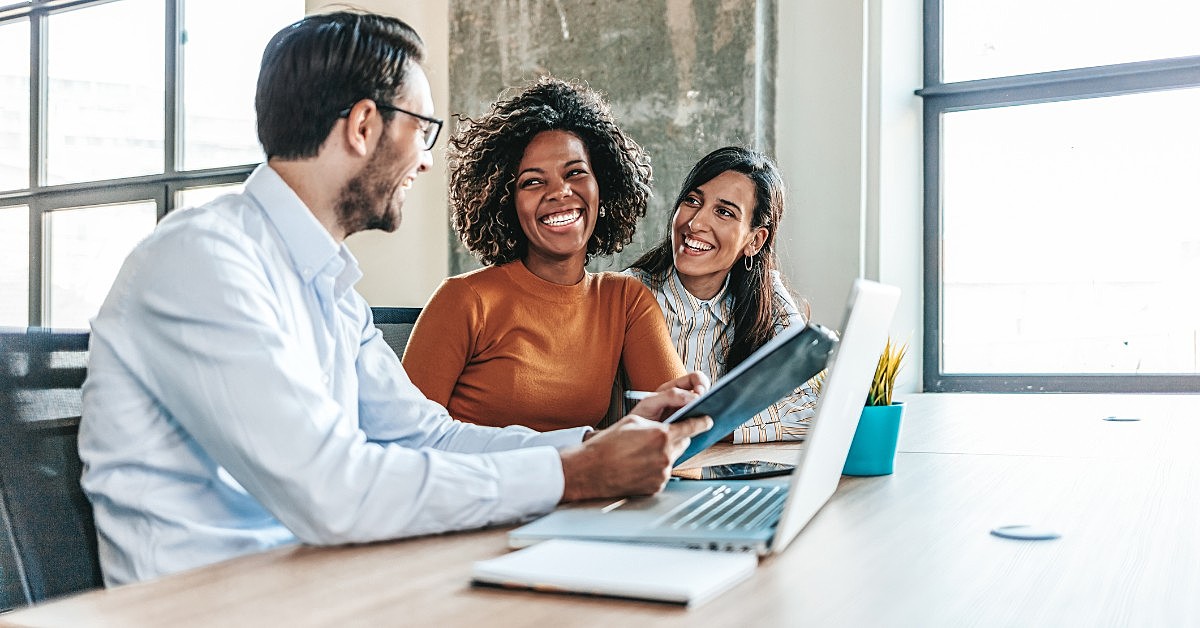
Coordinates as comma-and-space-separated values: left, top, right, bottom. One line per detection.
402, 261, 686, 431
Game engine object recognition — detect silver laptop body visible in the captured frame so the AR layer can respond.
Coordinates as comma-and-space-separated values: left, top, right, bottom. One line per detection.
509, 279, 901, 555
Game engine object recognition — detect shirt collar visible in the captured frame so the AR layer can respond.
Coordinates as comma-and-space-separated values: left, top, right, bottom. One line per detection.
666, 269, 734, 325
244, 164, 360, 292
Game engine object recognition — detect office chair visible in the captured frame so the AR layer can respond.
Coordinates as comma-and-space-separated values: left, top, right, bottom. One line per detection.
0, 328, 103, 610
370, 307, 422, 360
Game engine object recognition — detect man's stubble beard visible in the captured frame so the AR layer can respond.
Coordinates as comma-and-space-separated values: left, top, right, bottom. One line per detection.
335, 138, 402, 237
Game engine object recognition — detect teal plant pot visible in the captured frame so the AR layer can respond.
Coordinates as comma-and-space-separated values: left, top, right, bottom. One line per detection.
842, 402, 904, 476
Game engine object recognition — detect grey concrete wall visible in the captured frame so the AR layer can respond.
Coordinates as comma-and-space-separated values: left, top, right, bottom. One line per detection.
448, 0, 776, 274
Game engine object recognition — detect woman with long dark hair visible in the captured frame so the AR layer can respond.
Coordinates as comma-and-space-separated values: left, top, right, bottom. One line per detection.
628, 146, 817, 443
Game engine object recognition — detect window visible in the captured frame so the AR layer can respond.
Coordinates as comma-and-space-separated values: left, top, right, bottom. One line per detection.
920, 0, 1200, 392
177, 183, 243, 210
0, 205, 29, 325
0, 0, 302, 328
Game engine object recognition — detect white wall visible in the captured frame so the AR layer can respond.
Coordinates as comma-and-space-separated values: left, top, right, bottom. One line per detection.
774, 0, 867, 325
866, 0, 923, 391
307, 0, 450, 307
776, 0, 923, 392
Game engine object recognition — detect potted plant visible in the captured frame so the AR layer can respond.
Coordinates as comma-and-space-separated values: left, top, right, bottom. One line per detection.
866, 337, 908, 407
843, 337, 908, 476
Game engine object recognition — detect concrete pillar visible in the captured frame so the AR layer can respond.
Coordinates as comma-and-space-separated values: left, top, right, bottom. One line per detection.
448, 0, 777, 273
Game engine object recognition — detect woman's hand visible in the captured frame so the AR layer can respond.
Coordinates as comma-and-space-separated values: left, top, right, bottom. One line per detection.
628, 371, 710, 422
656, 371, 710, 395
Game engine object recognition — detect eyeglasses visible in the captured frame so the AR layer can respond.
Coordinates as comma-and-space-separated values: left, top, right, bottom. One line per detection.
337, 101, 443, 150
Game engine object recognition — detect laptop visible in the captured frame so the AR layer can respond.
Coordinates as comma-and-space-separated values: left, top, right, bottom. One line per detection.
509, 279, 901, 555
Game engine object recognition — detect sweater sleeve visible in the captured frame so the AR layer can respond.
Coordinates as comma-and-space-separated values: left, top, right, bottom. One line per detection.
620, 279, 687, 392
401, 278, 481, 408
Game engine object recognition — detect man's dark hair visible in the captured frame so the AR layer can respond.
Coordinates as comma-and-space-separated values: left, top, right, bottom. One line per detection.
255, 11, 425, 159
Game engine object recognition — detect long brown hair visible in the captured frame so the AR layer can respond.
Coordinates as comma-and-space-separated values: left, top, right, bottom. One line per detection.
630, 146, 800, 370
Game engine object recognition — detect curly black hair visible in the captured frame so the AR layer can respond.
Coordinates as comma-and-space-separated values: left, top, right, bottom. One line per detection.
448, 77, 652, 266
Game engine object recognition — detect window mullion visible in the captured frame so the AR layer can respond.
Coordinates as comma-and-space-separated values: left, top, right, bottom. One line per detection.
27, 8, 45, 326
164, 0, 180, 180
156, 184, 168, 222
27, 203, 42, 327
922, 0, 941, 88
921, 103, 941, 394
28, 6, 43, 188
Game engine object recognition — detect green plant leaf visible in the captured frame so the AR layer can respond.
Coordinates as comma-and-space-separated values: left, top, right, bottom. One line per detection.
866, 337, 908, 406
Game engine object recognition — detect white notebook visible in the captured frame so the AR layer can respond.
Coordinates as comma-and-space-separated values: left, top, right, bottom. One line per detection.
471, 539, 757, 607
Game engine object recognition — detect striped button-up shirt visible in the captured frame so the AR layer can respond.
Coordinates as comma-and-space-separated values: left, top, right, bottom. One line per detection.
626, 268, 818, 443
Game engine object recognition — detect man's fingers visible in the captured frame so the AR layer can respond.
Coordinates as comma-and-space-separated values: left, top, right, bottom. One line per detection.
667, 436, 692, 463
630, 387, 699, 420
668, 415, 713, 440
664, 417, 710, 462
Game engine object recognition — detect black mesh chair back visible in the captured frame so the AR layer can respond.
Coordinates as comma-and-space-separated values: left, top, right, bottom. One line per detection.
370, 307, 422, 360
0, 328, 102, 610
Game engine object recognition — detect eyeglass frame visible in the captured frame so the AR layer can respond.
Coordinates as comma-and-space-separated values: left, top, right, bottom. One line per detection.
336, 100, 443, 150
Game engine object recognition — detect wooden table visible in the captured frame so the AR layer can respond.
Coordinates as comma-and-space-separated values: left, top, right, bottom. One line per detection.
5, 394, 1200, 627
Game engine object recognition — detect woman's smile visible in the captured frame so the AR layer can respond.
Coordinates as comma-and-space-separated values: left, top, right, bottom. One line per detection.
539, 208, 583, 228
680, 234, 715, 254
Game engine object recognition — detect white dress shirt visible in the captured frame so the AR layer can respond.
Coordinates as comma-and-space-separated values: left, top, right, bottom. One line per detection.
626, 268, 818, 443
80, 164, 587, 586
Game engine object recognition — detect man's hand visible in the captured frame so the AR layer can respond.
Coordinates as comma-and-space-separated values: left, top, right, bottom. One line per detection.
558, 370, 712, 502
559, 414, 712, 503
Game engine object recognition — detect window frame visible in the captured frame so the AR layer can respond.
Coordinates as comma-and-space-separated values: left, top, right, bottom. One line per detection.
0, 0, 256, 327
918, 0, 1200, 393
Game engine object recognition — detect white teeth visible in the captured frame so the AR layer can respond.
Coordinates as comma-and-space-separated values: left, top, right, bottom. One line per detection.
684, 236, 713, 251
541, 209, 581, 226
400, 178, 413, 190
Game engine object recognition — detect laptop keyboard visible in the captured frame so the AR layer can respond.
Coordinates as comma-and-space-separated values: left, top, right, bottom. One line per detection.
650, 484, 787, 532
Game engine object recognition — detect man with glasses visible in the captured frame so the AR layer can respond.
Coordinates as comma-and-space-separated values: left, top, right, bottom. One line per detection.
80, 10, 710, 586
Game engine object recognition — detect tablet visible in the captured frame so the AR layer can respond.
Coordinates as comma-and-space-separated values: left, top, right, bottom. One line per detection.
665, 322, 838, 465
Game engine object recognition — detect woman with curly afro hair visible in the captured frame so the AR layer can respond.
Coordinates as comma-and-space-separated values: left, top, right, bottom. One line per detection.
402, 77, 701, 432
